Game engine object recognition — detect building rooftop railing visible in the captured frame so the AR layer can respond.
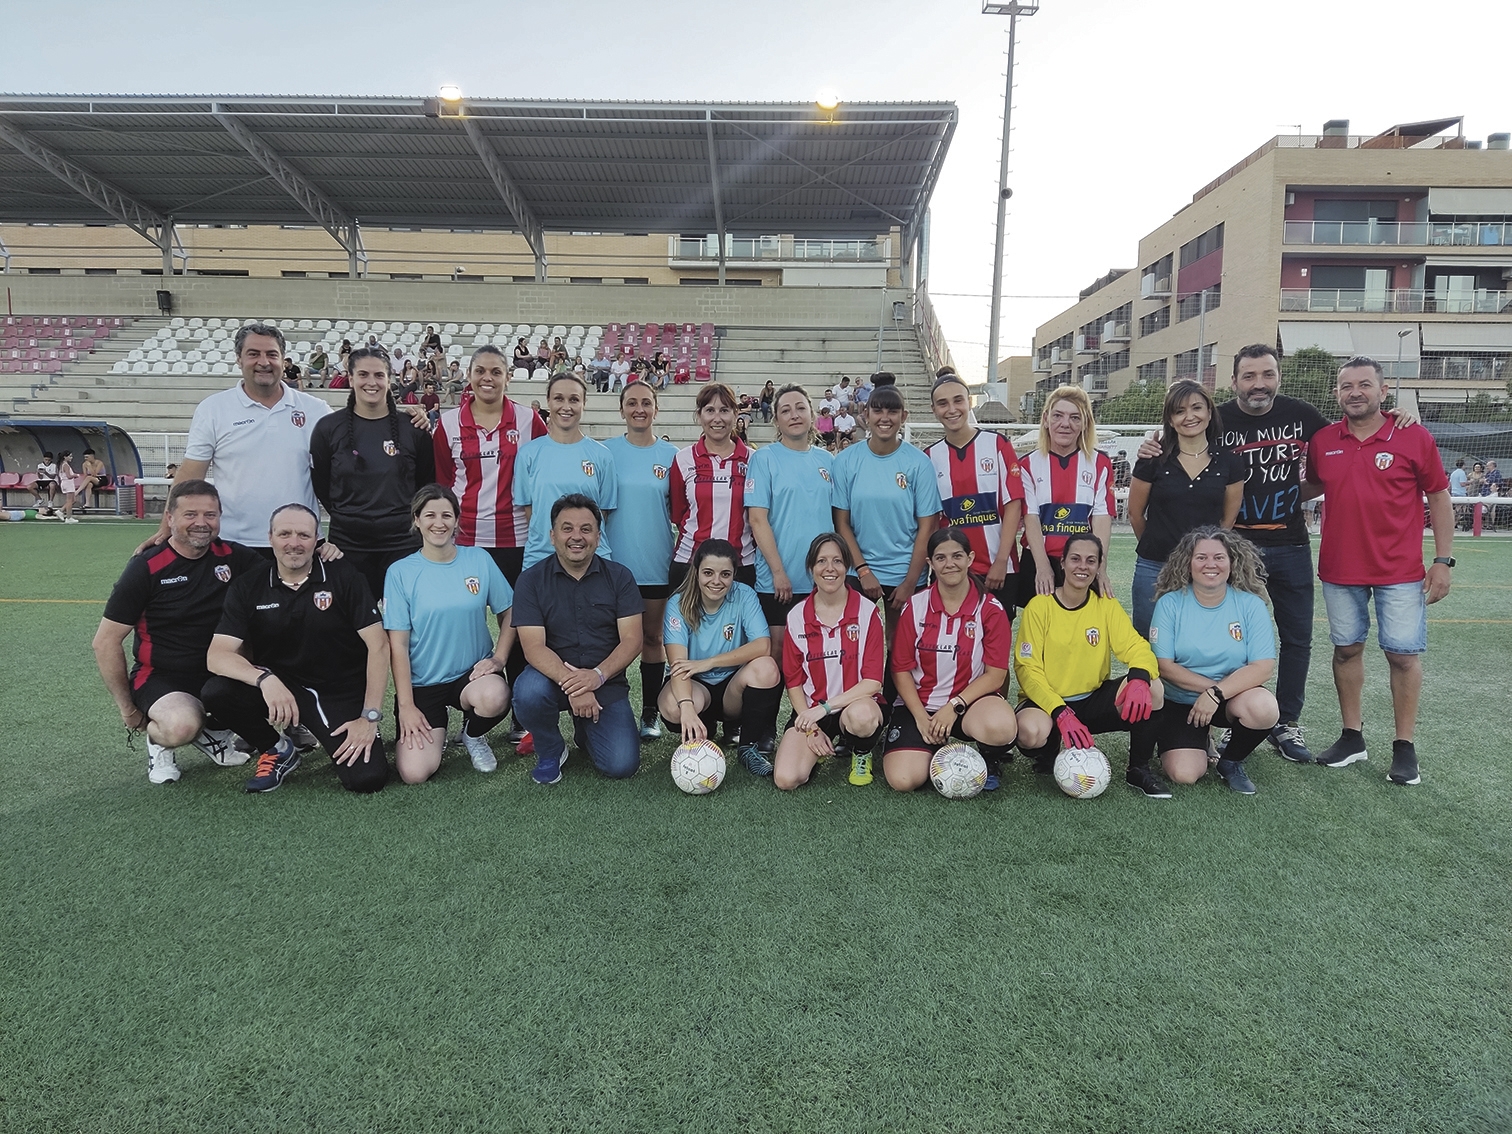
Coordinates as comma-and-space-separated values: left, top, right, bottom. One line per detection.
1280, 288, 1511, 315
1284, 220, 1510, 247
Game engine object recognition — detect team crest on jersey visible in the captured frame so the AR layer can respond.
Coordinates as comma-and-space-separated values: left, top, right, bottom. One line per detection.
980, 458, 995, 474
653, 464, 668, 480
722, 623, 735, 641
383, 440, 398, 457
314, 590, 333, 611
1085, 627, 1100, 646
736, 462, 748, 477
290, 410, 306, 428
214, 564, 232, 583
1019, 641, 1033, 658
1080, 469, 1093, 486
1229, 622, 1244, 642
465, 576, 481, 595
896, 473, 909, 490
819, 468, 832, 483
1375, 452, 1395, 470
846, 623, 860, 642
668, 616, 682, 632
506, 429, 520, 445
964, 620, 977, 639
582, 461, 596, 477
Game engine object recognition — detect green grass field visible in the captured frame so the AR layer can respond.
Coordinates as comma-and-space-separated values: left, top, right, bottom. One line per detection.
2, 520, 1508, 1134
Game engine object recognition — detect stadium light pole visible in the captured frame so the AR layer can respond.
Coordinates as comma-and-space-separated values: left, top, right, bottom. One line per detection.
983, 1, 1038, 386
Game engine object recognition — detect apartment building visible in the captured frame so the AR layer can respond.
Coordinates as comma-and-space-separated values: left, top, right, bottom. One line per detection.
1027, 117, 1512, 412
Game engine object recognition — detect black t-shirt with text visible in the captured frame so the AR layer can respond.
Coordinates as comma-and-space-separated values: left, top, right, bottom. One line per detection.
1218, 395, 1330, 547
103, 539, 266, 684
215, 556, 380, 693
310, 409, 436, 553
1131, 448, 1247, 563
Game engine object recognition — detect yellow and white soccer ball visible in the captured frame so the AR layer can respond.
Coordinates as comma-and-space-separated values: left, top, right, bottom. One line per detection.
670, 739, 726, 795
929, 742, 988, 799
1053, 746, 1112, 799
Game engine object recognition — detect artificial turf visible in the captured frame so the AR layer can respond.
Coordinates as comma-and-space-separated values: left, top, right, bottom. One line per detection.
2, 521, 1508, 1133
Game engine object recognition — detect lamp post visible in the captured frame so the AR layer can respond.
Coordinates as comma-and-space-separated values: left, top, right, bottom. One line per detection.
983, 1, 1038, 385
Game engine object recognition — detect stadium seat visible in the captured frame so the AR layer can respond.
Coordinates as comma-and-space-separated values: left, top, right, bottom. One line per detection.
371, 322, 387, 333
297, 319, 313, 331
462, 324, 477, 335
171, 317, 185, 328
211, 362, 232, 375
151, 361, 169, 374
448, 345, 464, 357
515, 324, 532, 338
166, 350, 183, 362
512, 368, 529, 383
111, 360, 129, 373
446, 323, 460, 335
171, 361, 189, 374
531, 367, 548, 381
476, 324, 491, 336
185, 350, 202, 362
188, 317, 203, 329
146, 350, 164, 362
407, 323, 422, 334
533, 325, 548, 338
191, 361, 209, 375
352, 321, 368, 333
570, 325, 585, 338
127, 349, 144, 362
334, 320, 349, 332
131, 361, 148, 374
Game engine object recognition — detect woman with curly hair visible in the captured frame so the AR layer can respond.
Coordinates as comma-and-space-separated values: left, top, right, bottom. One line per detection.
1149, 525, 1278, 795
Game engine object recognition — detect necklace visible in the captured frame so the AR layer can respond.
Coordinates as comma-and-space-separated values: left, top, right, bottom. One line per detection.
1178, 445, 1209, 458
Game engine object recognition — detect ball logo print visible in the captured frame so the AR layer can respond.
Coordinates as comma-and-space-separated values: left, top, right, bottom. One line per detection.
464, 576, 481, 595
314, 591, 333, 611
214, 565, 232, 583
1085, 627, 1100, 646
382, 440, 398, 457
581, 461, 595, 477
290, 410, 306, 428
1375, 452, 1395, 470
1053, 747, 1112, 799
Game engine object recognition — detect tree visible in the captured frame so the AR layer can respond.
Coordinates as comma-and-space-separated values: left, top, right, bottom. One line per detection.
1093, 379, 1168, 424
1278, 347, 1341, 419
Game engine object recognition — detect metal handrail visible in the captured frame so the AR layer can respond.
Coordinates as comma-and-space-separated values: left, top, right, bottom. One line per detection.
1279, 288, 1510, 314
1283, 220, 1510, 246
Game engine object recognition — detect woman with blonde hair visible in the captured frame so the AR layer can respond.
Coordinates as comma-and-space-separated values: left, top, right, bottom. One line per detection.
1150, 525, 1278, 795
1017, 385, 1115, 609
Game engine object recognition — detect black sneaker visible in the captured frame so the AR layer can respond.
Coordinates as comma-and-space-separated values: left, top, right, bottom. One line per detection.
1317, 730, 1368, 769
1125, 765, 1172, 799
244, 737, 301, 793
1268, 722, 1314, 764
1215, 757, 1257, 795
1388, 741, 1421, 786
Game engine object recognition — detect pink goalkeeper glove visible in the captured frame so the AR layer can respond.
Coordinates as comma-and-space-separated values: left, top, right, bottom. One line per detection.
1115, 678, 1152, 723
1054, 707, 1095, 751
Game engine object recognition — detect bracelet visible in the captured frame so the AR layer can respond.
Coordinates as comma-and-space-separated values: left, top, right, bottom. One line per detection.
1206, 686, 1226, 706
678, 698, 695, 706
856, 564, 873, 575
820, 700, 832, 715
594, 666, 606, 687
255, 668, 274, 687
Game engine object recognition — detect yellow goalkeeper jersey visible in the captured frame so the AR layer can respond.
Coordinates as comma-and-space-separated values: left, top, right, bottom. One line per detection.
1014, 590, 1157, 714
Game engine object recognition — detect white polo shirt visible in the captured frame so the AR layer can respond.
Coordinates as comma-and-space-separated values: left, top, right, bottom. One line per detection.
184, 380, 332, 545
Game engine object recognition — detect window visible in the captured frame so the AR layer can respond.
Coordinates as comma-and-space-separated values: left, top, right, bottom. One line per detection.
623, 277, 649, 286
1137, 358, 1168, 383
1177, 285, 1221, 321
84, 268, 117, 276
389, 273, 422, 280
1138, 306, 1170, 336
569, 277, 603, 284
27, 267, 61, 274
1179, 224, 1224, 268
1141, 254, 1174, 296
192, 269, 250, 277
1314, 200, 1397, 222
281, 270, 308, 278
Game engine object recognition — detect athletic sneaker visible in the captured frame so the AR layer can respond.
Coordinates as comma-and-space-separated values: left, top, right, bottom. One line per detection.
848, 751, 873, 786
1125, 765, 1172, 799
983, 760, 1001, 792
461, 732, 497, 773
737, 744, 774, 777
1388, 741, 1421, 786
1316, 730, 1369, 769
530, 744, 569, 786
1216, 757, 1257, 795
244, 737, 301, 793
515, 731, 535, 757
1269, 722, 1314, 764
504, 725, 528, 745
62, 516, 79, 524
639, 719, 662, 741
191, 727, 249, 767
285, 723, 319, 752
146, 741, 181, 784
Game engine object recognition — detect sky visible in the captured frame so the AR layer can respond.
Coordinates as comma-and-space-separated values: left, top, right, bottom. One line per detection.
5, 0, 1508, 379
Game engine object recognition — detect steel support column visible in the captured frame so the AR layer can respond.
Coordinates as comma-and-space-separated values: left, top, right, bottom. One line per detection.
461, 117, 547, 282
706, 112, 727, 286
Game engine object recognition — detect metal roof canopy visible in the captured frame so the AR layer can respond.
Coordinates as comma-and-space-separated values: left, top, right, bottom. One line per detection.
0, 95, 957, 281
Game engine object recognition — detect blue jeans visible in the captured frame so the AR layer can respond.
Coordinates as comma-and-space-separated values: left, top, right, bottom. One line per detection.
513, 666, 640, 778
1131, 555, 1163, 638
1258, 543, 1315, 725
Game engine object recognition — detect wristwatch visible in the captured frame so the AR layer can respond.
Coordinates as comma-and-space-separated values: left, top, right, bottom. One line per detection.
1432, 556, 1455, 568
951, 696, 968, 717
362, 708, 383, 723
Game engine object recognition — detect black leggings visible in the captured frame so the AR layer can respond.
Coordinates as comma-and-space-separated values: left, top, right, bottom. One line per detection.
201, 675, 388, 793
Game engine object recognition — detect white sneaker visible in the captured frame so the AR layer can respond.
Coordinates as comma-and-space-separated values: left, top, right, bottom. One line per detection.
191, 727, 250, 767
461, 731, 497, 772
62, 516, 80, 524
147, 741, 182, 784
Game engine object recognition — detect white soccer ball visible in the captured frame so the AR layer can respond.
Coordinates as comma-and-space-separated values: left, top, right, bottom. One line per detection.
1054, 746, 1112, 799
670, 739, 726, 795
929, 742, 988, 799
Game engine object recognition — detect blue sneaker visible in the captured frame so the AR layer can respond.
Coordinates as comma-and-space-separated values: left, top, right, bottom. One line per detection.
1216, 757, 1257, 795
737, 744, 774, 777
530, 744, 570, 786
244, 737, 300, 793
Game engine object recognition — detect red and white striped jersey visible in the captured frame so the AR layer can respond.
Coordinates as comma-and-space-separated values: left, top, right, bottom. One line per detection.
1018, 448, 1115, 561
669, 436, 756, 564
782, 588, 885, 707
432, 398, 547, 548
926, 430, 1026, 575
891, 584, 1011, 712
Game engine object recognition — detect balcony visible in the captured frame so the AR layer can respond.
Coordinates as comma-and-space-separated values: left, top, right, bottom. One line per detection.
1283, 220, 1511, 247
1140, 274, 1172, 298
1075, 333, 1099, 354
1280, 288, 1511, 314
669, 235, 890, 263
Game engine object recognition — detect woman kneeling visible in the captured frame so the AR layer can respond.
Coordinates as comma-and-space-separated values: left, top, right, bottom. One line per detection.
1151, 526, 1278, 795
659, 538, 784, 776
884, 529, 1017, 792
774, 534, 886, 790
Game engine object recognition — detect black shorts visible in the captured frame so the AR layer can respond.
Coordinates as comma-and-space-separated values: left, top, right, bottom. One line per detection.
1156, 700, 1235, 753
667, 560, 757, 592
661, 673, 736, 733
342, 546, 414, 602
484, 546, 526, 587
1016, 559, 1064, 612
1018, 678, 1129, 735
406, 675, 472, 731
759, 590, 802, 627
883, 694, 1004, 754
975, 573, 1017, 619
784, 712, 843, 738
131, 669, 212, 716
638, 583, 673, 601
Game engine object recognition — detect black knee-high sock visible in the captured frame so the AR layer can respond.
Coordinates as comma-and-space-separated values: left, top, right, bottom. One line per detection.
462, 708, 508, 739
740, 683, 783, 751
1222, 722, 1270, 763
980, 741, 1013, 771
639, 660, 666, 723
1127, 718, 1157, 769
840, 723, 881, 755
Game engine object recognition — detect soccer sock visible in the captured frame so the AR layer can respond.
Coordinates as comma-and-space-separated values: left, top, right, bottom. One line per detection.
1222, 722, 1270, 763
462, 709, 507, 740
839, 724, 881, 755
639, 661, 666, 723
1022, 740, 1057, 772
1126, 719, 1157, 769
739, 682, 784, 751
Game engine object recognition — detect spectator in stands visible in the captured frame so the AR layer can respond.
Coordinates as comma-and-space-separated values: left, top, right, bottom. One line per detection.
1485, 460, 1503, 491
366, 334, 380, 349
282, 358, 303, 389
669, 382, 757, 592
307, 345, 329, 387
831, 376, 853, 409
165, 463, 180, 478
815, 404, 836, 449
536, 338, 552, 367
391, 346, 408, 374
421, 380, 441, 424
310, 346, 437, 601
338, 339, 353, 370
833, 406, 857, 446
513, 338, 533, 371
78, 449, 110, 514
93, 480, 258, 784
734, 416, 752, 446
423, 326, 442, 355
531, 400, 547, 425
588, 351, 612, 391
608, 354, 632, 393
852, 373, 873, 411
1450, 459, 1471, 529
652, 356, 671, 389
446, 359, 465, 401
33, 451, 57, 513
398, 365, 421, 405
511, 493, 644, 786
757, 381, 775, 423
52, 451, 80, 524
515, 373, 619, 570
1468, 461, 1487, 498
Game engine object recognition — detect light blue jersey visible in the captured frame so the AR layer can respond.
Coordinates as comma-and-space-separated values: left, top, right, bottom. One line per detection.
746, 440, 835, 597
831, 442, 942, 587
603, 434, 678, 587
383, 545, 514, 687
514, 434, 619, 568
663, 582, 769, 684
1150, 586, 1275, 705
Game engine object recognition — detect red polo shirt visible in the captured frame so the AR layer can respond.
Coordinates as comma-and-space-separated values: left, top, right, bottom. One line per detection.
1306, 418, 1447, 586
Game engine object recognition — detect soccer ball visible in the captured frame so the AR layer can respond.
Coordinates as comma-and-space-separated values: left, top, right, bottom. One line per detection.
1053, 746, 1112, 799
929, 742, 988, 799
670, 739, 726, 795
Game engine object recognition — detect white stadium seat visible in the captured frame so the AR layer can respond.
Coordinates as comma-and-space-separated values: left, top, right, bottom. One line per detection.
146, 350, 164, 362
352, 321, 368, 333
185, 350, 203, 362
170, 317, 185, 328
152, 361, 170, 374
491, 334, 510, 346
531, 367, 548, 381
462, 324, 477, 335
126, 349, 144, 362
316, 319, 332, 331
297, 319, 313, 331
570, 325, 585, 338
371, 321, 387, 333
512, 368, 529, 382
111, 360, 129, 373
477, 324, 491, 336
166, 350, 183, 362
533, 325, 548, 338
131, 361, 149, 374
448, 344, 464, 357
472, 334, 488, 346
334, 320, 349, 332
187, 317, 203, 329
445, 323, 460, 335
206, 317, 222, 329
171, 361, 189, 374
212, 362, 233, 375
407, 322, 422, 334
588, 326, 604, 337
191, 361, 209, 375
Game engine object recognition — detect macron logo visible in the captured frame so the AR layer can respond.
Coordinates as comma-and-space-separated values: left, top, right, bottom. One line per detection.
231, 418, 256, 427
159, 575, 189, 586
1325, 449, 1344, 456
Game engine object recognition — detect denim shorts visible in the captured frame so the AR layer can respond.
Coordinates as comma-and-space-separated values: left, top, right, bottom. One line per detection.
1321, 581, 1427, 655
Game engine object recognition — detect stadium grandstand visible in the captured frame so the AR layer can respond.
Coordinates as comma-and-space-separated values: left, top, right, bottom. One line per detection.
0, 95, 960, 486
